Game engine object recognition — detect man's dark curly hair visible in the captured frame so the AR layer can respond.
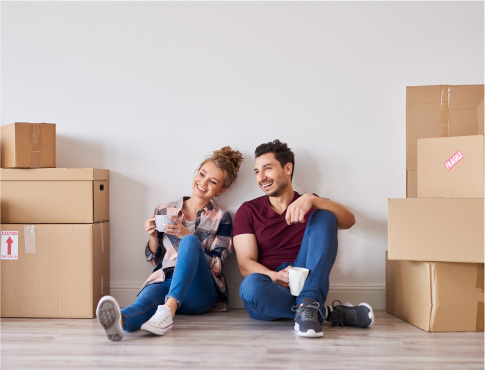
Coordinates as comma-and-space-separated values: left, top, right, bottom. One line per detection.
254, 139, 295, 180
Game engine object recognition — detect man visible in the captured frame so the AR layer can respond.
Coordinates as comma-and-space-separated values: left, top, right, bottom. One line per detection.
233, 140, 374, 338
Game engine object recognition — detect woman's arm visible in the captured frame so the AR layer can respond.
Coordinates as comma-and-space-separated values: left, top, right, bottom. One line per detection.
206, 211, 233, 275
144, 215, 165, 267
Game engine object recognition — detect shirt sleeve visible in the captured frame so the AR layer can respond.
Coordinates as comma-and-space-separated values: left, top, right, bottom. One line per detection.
144, 234, 164, 267
144, 206, 166, 267
206, 211, 233, 275
233, 202, 254, 236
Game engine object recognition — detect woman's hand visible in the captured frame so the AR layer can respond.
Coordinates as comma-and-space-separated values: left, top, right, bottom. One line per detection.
164, 217, 190, 238
144, 215, 157, 238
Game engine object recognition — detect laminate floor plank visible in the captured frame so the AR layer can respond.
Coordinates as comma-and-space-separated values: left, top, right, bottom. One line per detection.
1, 310, 483, 370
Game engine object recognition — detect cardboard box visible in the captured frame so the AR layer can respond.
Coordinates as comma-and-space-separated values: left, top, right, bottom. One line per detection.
1, 222, 109, 318
418, 135, 484, 198
406, 85, 484, 195
1, 122, 56, 168
1, 168, 109, 223
386, 253, 484, 332
406, 170, 417, 198
388, 198, 484, 263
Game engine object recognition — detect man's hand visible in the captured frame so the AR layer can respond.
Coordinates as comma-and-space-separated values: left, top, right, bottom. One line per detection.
285, 194, 315, 225
273, 265, 292, 288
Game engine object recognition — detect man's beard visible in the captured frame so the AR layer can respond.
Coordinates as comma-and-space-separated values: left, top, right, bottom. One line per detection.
263, 177, 289, 197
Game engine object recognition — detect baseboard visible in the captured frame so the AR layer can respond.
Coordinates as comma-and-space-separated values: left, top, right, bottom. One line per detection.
110, 283, 386, 310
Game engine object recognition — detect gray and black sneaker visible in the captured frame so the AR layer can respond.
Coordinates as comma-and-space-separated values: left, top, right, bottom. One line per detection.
292, 298, 324, 338
96, 296, 123, 341
326, 300, 374, 328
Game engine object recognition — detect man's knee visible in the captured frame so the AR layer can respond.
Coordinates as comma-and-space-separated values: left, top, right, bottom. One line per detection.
239, 273, 270, 302
308, 209, 337, 230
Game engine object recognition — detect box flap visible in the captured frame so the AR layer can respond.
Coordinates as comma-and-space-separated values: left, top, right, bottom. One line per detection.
386, 255, 433, 331
0, 168, 109, 181
429, 262, 484, 332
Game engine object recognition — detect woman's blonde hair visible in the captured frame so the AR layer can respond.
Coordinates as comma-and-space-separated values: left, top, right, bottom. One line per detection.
199, 146, 243, 189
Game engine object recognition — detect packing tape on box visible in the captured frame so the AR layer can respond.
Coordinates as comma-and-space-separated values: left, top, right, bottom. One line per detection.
476, 265, 484, 331
440, 85, 450, 137
30, 123, 42, 167
23, 225, 35, 253
477, 301, 484, 331
477, 264, 484, 292
100, 223, 105, 253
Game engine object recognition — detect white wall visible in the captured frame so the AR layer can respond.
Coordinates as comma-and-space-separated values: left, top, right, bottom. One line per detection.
2, 1, 483, 309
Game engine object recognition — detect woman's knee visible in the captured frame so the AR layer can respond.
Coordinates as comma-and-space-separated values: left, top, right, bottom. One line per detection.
178, 235, 202, 254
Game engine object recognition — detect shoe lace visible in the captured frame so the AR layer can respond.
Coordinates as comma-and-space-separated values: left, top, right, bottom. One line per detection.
329, 299, 345, 327
292, 301, 324, 321
151, 307, 170, 325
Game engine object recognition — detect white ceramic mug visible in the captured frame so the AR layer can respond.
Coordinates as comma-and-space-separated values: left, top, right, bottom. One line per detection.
288, 267, 310, 296
155, 215, 176, 232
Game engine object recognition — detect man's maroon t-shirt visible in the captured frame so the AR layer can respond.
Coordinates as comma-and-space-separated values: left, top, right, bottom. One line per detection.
233, 191, 316, 271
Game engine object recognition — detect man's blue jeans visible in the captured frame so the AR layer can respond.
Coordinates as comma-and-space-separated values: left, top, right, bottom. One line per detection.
121, 235, 217, 332
239, 210, 338, 320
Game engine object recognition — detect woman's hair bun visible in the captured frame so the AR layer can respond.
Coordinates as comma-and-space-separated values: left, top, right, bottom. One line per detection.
199, 146, 243, 189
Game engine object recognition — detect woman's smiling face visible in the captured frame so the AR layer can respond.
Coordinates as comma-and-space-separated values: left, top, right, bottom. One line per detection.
191, 160, 226, 200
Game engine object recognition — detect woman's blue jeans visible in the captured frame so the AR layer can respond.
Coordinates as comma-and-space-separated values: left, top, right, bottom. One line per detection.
239, 210, 338, 321
121, 235, 217, 332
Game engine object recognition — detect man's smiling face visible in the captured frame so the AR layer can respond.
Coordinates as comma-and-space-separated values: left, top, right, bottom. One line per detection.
254, 152, 292, 197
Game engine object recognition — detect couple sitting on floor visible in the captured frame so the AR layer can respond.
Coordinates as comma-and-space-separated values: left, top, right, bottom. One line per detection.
96, 140, 374, 341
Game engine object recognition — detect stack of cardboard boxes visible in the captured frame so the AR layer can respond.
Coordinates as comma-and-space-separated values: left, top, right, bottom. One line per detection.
0, 122, 110, 318
387, 86, 484, 332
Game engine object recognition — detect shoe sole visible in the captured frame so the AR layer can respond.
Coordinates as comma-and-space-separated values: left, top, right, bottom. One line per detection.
96, 299, 123, 341
141, 322, 173, 336
294, 323, 324, 338
359, 302, 374, 328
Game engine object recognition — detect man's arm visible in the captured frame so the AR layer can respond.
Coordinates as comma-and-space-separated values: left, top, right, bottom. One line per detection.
286, 194, 355, 229
233, 234, 290, 288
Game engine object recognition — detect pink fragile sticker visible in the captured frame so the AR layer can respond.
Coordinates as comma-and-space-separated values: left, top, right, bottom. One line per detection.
444, 150, 464, 171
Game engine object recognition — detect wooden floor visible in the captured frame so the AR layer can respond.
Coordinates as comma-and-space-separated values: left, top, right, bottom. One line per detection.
1, 310, 483, 370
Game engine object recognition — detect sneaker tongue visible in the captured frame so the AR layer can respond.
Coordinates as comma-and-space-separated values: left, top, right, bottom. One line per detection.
302, 306, 317, 320
302, 298, 316, 306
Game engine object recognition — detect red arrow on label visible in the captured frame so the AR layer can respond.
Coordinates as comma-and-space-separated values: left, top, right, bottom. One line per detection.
6, 236, 13, 255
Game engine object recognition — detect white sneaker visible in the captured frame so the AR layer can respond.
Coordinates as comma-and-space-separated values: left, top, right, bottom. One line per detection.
141, 305, 173, 336
96, 296, 123, 341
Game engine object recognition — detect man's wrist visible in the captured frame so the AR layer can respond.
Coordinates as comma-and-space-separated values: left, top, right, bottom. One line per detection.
306, 193, 317, 205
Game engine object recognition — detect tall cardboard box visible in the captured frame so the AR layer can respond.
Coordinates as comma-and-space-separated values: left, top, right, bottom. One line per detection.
406, 170, 417, 198
386, 253, 484, 332
1, 168, 109, 224
417, 135, 484, 198
388, 198, 484, 263
1, 222, 109, 318
406, 85, 484, 196
0, 122, 56, 168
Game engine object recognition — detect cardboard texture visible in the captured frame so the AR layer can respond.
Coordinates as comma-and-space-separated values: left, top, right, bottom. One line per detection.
0, 222, 109, 318
0, 168, 109, 224
388, 198, 484, 263
0, 122, 56, 168
386, 253, 484, 332
406, 170, 417, 198
417, 135, 484, 198
406, 85, 484, 195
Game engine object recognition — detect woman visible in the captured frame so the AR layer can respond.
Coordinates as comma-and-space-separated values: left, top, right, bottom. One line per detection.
96, 146, 243, 341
